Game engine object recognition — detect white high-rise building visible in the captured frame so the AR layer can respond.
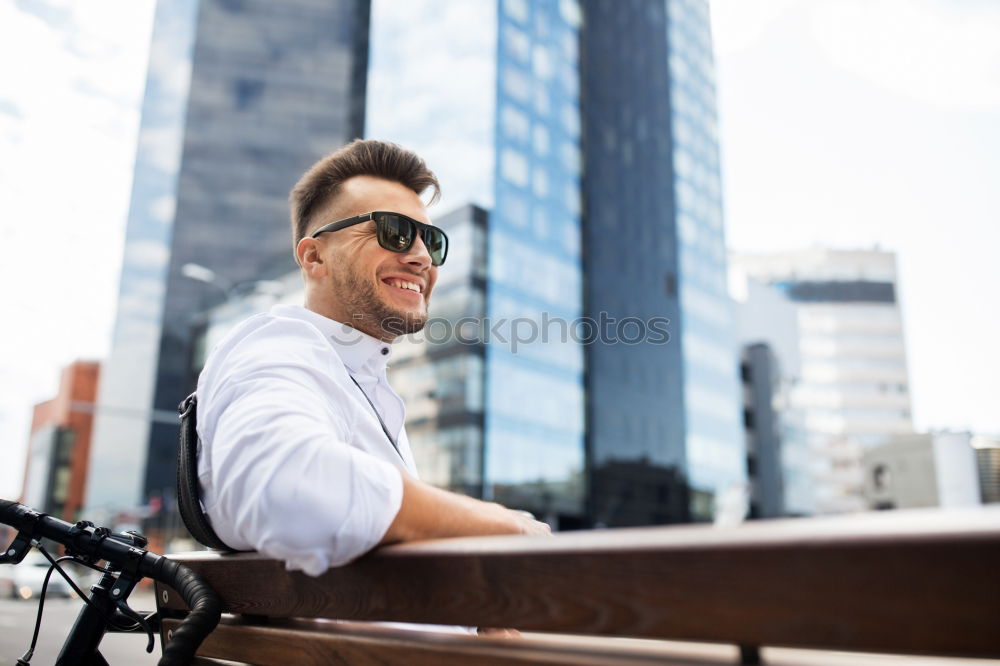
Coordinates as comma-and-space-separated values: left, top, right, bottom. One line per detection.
731, 249, 914, 513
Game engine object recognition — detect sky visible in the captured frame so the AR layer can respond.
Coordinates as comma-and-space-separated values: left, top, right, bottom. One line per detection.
1, 0, 998, 499
710, 0, 1000, 437
0, 0, 156, 498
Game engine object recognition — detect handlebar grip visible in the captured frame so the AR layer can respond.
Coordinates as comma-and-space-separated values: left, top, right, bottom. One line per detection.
153, 557, 222, 666
0, 498, 22, 528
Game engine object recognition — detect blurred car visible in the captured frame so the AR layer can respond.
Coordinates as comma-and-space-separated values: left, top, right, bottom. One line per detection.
5, 551, 75, 600
0, 565, 14, 598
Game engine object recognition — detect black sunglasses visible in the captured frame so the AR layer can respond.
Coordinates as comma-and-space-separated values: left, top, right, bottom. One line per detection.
311, 211, 449, 266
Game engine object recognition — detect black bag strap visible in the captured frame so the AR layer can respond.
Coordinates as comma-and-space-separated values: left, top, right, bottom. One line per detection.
177, 393, 236, 551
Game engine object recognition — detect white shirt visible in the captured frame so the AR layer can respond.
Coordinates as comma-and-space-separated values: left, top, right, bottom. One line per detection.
196, 303, 418, 575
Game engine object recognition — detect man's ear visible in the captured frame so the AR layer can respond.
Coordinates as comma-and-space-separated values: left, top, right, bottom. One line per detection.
296, 237, 326, 277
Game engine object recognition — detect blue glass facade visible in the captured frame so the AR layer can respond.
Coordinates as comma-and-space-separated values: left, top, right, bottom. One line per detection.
580, 0, 690, 525
484, 0, 586, 515
369, 0, 744, 524
579, 0, 744, 524
668, 0, 746, 510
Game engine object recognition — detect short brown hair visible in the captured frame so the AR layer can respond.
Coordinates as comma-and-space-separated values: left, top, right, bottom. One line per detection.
289, 139, 440, 248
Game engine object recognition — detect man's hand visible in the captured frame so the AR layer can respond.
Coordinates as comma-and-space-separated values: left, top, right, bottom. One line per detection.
380, 471, 552, 544
508, 509, 551, 536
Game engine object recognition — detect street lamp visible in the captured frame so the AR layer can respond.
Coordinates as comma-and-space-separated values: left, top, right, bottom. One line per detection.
180, 262, 220, 286
181, 262, 283, 300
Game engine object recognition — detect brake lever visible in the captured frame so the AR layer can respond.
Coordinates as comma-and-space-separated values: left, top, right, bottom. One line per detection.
0, 531, 33, 564
1, 507, 43, 564
115, 599, 156, 653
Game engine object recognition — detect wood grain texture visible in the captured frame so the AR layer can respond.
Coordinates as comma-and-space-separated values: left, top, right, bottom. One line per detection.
156, 506, 1000, 658
161, 617, 733, 666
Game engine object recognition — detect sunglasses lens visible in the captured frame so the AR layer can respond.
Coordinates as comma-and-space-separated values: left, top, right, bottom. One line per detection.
376, 214, 413, 252
375, 213, 448, 266
423, 228, 448, 266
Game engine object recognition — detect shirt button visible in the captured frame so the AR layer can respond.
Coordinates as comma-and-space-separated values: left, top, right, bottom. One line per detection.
381, 347, 389, 356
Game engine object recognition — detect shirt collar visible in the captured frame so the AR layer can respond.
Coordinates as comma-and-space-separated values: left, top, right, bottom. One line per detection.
270, 304, 393, 375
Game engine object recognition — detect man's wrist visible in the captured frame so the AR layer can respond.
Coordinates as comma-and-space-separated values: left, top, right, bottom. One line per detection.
383, 472, 542, 543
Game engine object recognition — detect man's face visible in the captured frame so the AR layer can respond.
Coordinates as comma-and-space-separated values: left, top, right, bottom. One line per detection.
308, 175, 438, 339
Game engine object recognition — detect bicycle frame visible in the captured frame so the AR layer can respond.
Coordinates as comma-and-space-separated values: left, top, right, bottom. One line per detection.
56, 567, 149, 665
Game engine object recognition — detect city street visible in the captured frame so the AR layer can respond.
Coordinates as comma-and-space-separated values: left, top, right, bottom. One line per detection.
0, 590, 158, 665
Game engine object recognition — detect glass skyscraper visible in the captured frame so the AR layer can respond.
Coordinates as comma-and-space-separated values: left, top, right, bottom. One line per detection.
666, 0, 746, 517
87, 0, 371, 513
582, 0, 744, 524
370, 0, 745, 525
485, 0, 587, 517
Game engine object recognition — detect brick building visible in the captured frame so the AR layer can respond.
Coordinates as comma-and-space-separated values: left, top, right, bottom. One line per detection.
22, 361, 100, 522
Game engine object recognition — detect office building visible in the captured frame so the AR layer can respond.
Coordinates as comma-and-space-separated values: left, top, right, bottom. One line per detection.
364, 0, 745, 525
87, 0, 371, 513
731, 249, 914, 513
22, 361, 100, 522
584, 0, 745, 523
732, 277, 812, 517
739, 343, 786, 518
861, 432, 981, 510
973, 435, 1000, 504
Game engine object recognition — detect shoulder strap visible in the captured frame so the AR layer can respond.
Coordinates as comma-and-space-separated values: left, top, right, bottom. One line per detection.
176, 393, 236, 551
348, 375, 404, 461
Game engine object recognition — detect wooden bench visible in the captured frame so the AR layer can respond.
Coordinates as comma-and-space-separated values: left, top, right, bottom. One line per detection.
154, 506, 1000, 665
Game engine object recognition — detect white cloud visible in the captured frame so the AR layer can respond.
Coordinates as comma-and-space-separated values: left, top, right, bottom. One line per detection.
809, 0, 1000, 110
0, 0, 155, 498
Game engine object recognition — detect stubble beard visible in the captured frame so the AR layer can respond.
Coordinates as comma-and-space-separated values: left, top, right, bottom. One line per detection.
334, 268, 429, 339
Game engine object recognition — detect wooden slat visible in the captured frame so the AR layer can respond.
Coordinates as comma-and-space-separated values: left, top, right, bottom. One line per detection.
161, 617, 735, 666
156, 506, 1000, 658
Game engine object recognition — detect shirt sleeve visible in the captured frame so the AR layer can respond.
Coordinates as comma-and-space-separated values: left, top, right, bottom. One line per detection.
196, 317, 404, 576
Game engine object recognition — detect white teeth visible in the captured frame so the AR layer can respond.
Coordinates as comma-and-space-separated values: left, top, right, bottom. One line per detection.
388, 279, 421, 293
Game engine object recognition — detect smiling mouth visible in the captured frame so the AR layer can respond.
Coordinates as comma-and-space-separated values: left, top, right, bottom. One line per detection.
382, 277, 423, 295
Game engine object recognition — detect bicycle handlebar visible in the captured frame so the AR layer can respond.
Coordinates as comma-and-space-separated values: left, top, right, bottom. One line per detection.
0, 498, 221, 666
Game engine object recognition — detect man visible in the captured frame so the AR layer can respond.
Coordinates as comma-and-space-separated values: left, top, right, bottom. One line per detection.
196, 139, 549, 576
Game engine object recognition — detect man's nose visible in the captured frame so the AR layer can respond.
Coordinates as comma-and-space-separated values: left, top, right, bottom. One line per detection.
401, 231, 432, 267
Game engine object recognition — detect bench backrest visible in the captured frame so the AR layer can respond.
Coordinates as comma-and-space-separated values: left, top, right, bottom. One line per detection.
156, 506, 1000, 664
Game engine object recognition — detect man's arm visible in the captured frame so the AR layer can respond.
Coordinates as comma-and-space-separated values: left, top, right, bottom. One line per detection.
381, 470, 551, 544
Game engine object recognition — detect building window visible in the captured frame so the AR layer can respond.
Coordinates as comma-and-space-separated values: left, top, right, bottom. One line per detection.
532, 166, 549, 198
500, 190, 530, 228
234, 79, 265, 110
534, 84, 551, 115
500, 104, 530, 143
504, 0, 529, 24
532, 45, 554, 80
559, 140, 580, 175
502, 68, 531, 103
501, 147, 530, 187
558, 0, 582, 28
532, 124, 550, 156
504, 23, 530, 62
